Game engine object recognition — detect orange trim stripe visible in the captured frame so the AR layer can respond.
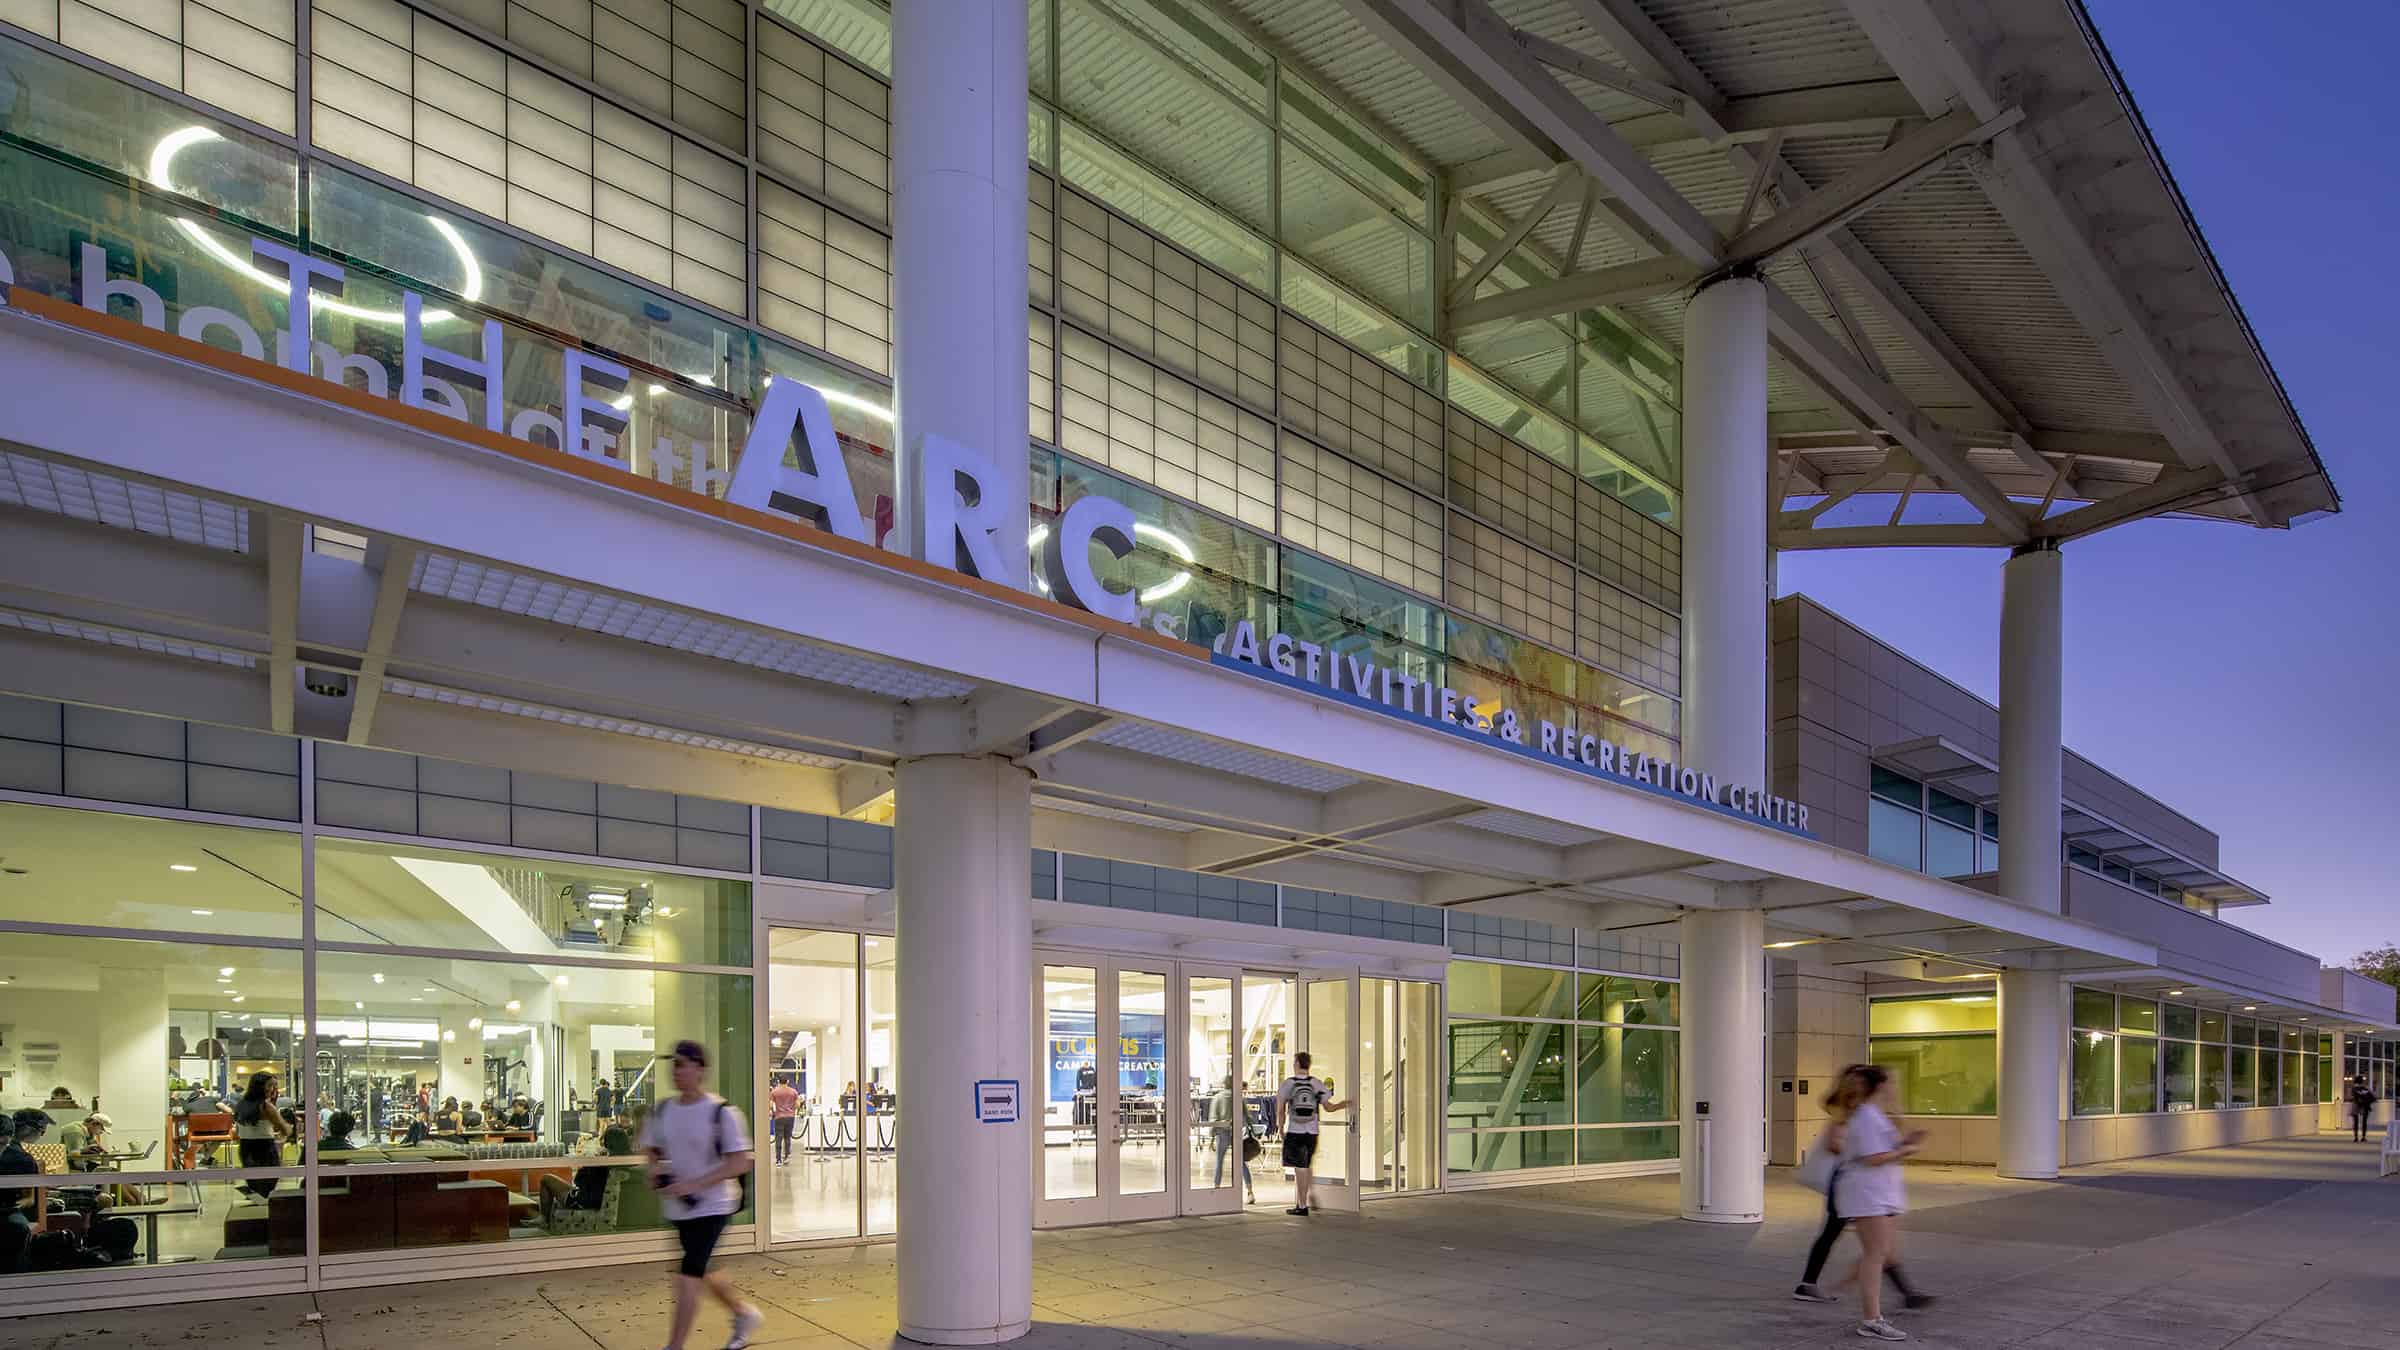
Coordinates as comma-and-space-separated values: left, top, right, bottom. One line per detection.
6, 285, 1194, 659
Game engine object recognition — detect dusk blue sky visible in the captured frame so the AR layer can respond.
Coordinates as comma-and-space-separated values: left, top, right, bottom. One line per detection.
1777, 0, 2396, 966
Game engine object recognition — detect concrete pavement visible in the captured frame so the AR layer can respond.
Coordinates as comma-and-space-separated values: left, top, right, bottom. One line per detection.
13, 1132, 2399, 1349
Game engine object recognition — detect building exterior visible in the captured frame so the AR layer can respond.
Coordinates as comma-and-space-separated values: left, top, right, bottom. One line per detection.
0, 0, 2374, 1338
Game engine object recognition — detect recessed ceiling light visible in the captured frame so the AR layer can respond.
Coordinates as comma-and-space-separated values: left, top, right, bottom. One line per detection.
469, 1017, 482, 1030
2244, 1005, 2258, 1011
220, 967, 236, 977
170, 864, 197, 873
506, 1000, 521, 1011
411, 997, 423, 1002
553, 975, 569, 987
372, 973, 384, 984
191, 909, 213, 916
353, 1001, 364, 1010
2167, 990, 2184, 996
231, 996, 244, 1004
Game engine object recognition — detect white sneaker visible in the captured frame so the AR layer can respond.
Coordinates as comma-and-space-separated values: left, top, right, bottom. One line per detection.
725, 1304, 764, 1350
1857, 1318, 1909, 1341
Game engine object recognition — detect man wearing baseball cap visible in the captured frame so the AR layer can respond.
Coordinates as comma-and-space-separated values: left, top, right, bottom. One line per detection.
640, 1039, 765, 1350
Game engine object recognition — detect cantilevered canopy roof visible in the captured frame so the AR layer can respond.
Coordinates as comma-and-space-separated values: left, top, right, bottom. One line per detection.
1206, 0, 2339, 541
1875, 735, 2267, 909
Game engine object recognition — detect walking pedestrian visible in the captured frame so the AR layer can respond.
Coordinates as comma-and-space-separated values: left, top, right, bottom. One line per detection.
1826, 1065, 1921, 1341
1274, 1051, 1350, 1217
1795, 1066, 1932, 1311
1208, 1074, 1256, 1203
2350, 1074, 2377, 1143
232, 1072, 292, 1200
642, 1039, 765, 1350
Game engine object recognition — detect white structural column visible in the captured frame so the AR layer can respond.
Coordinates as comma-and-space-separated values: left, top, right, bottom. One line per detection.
894, 755, 1035, 1344
1998, 543, 2065, 912
892, 0, 1030, 585
1679, 273, 1770, 787
1999, 970, 2065, 1178
1678, 274, 1770, 1222
1679, 905, 1766, 1222
1998, 542, 2066, 1177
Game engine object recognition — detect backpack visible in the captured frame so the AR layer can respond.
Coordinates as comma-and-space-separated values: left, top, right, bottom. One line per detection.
1284, 1077, 1320, 1122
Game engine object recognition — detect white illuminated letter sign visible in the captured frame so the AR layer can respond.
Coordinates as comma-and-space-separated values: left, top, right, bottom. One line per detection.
1044, 495, 1138, 623
726, 378, 869, 543
919, 434, 1009, 580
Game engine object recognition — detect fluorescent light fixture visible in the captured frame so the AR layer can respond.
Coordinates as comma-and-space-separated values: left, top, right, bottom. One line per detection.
1764, 940, 1806, 949
1949, 995, 1993, 1004
2244, 1005, 2258, 1011
231, 996, 244, 1004
586, 898, 627, 911
505, 1000, 521, 1011
353, 1001, 364, 1010
2167, 989, 2185, 996
191, 909, 213, 916
220, 967, 236, 977
170, 864, 198, 873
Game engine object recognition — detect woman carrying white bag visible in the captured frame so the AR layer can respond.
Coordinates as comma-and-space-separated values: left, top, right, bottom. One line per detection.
1793, 1065, 1934, 1339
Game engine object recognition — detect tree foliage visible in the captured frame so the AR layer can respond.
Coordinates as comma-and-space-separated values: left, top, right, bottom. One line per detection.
2353, 944, 2400, 989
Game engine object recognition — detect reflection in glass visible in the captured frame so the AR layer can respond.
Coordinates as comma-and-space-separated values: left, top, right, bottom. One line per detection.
864, 935, 898, 1235
1447, 962, 1574, 1020
1041, 966, 1099, 1200
1303, 979, 1350, 1184
1117, 969, 1169, 1196
766, 929, 860, 1241
0, 801, 302, 937
2072, 1029, 2115, 1115
1186, 977, 1236, 1196
2119, 1037, 2158, 1114
1360, 978, 1440, 1195
1243, 974, 1294, 1209
313, 837, 750, 966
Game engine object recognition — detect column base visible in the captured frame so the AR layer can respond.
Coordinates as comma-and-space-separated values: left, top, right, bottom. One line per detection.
1680, 1208, 1763, 1225
900, 1321, 1032, 1346
1996, 1168, 2058, 1181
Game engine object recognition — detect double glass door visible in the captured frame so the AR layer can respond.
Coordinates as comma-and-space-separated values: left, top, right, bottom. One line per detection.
1036, 959, 1368, 1224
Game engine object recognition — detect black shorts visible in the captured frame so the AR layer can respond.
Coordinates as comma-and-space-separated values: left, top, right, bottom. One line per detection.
1280, 1132, 1319, 1168
672, 1213, 730, 1277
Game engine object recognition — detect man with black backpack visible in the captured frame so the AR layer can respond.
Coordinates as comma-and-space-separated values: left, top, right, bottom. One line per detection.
643, 1039, 765, 1350
2350, 1074, 2378, 1143
1273, 1051, 1351, 1217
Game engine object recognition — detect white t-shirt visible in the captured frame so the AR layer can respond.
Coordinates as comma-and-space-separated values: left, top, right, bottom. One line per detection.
639, 1093, 752, 1219
1831, 1103, 1906, 1219
1276, 1076, 1329, 1135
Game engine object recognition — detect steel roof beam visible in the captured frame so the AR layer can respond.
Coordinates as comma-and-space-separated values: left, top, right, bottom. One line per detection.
1411, 0, 1721, 267
1839, 0, 2270, 524
1448, 254, 1697, 333
1332, 0, 1558, 160
1449, 163, 1584, 305
1720, 105, 2021, 270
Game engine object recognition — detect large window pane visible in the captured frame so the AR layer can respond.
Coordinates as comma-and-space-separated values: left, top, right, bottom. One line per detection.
2073, 1029, 2116, 1115
1058, 0, 1271, 235
1925, 819, 1976, 878
1871, 993, 1997, 1036
1279, 140, 1432, 329
1576, 975, 1680, 1026
2118, 998, 2159, 1036
2200, 1044, 2227, 1109
1121, 969, 1171, 1196
2257, 1052, 2280, 1106
2164, 1004, 2197, 1040
310, 950, 752, 1166
1041, 966, 1100, 1201
767, 929, 860, 1241
314, 837, 751, 966
1867, 797, 1922, 870
2164, 1041, 2197, 1111
2229, 1047, 2255, 1108
1576, 1125, 1678, 1165
2072, 988, 2116, 1031
1446, 1021, 1570, 1133
1575, 1026, 1677, 1124
0, 932, 301, 1177
1872, 1035, 1997, 1115
863, 934, 897, 1236
2281, 1051, 2305, 1106
2119, 1038, 2158, 1114
1446, 1128, 1573, 1174
1447, 962, 1574, 1019
1, 1176, 295, 1272
0, 800, 302, 937
2198, 1009, 2227, 1042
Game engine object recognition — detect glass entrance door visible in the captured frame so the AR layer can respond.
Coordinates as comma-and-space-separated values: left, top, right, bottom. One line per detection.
1036, 956, 1249, 1225
1300, 969, 1361, 1214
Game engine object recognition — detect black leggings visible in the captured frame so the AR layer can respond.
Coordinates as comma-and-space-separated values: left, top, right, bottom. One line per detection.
672, 1213, 730, 1277
237, 1138, 282, 1200
1801, 1195, 1920, 1296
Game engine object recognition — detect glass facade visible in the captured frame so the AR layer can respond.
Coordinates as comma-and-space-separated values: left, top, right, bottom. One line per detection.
0, 701, 754, 1276
2071, 988, 2317, 1117
1445, 959, 1679, 1175
0, 1, 1691, 759
1869, 993, 1997, 1116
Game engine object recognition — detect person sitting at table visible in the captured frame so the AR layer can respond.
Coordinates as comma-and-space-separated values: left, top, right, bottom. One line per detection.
461, 1101, 485, 1130
571, 1125, 633, 1209
2, 1109, 52, 1274
504, 1097, 533, 1130
435, 1098, 463, 1135
57, 1112, 111, 1170
321, 1111, 360, 1153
